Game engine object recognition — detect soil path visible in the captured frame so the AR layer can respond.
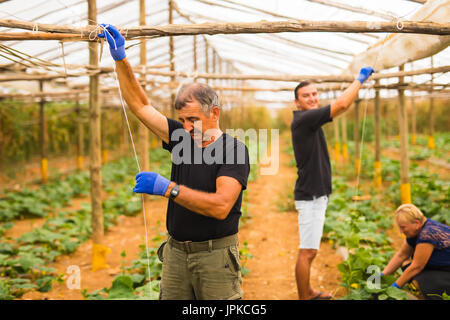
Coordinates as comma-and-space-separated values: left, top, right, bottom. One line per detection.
239, 139, 344, 299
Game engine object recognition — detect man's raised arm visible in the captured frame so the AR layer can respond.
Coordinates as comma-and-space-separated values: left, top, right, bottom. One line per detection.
330, 66, 374, 119
98, 24, 169, 144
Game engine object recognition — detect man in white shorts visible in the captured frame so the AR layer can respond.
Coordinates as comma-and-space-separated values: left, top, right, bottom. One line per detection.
291, 66, 374, 300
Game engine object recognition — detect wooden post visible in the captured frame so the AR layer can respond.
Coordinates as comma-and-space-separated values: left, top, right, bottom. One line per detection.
76, 95, 84, 170
428, 56, 435, 149
39, 80, 48, 184
139, 0, 150, 209
205, 39, 209, 85
341, 112, 348, 162
88, 0, 109, 271
411, 92, 417, 145
169, 0, 175, 119
354, 100, 360, 176
193, 35, 197, 78
397, 64, 411, 204
332, 92, 341, 163
374, 81, 382, 188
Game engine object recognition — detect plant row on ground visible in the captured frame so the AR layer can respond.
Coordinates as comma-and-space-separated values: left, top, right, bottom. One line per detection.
0, 150, 172, 300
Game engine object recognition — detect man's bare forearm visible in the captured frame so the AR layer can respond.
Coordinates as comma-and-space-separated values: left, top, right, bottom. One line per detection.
164, 182, 232, 220
115, 58, 149, 113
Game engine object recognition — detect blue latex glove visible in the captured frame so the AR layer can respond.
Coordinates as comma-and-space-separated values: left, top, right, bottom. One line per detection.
356, 66, 375, 84
133, 172, 170, 196
97, 24, 126, 61
391, 282, 401, 289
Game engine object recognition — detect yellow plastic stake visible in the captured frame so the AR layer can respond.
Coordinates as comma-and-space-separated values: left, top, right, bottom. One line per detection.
355, 158, 361, 176
400, 183, 411, 204
411, 134, 416, 145
41, 158, 48, 183
374, 161, 382, 188
427, 136, 435, 149
77, 156, 83, 170
342, 143, 348, 162
334, 142, 341, 162
102, 149, 108, 164
92, 243, 111, 271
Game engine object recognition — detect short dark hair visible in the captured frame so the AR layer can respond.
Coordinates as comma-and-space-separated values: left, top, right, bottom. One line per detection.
175, 82, 219, 114
294, 81, 311, 100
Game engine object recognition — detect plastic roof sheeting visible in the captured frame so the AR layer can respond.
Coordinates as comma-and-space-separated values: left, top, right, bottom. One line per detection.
0, 0, 448, 102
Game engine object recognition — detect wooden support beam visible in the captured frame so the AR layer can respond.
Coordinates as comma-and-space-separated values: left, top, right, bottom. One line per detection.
374, 81, 382, 188
428, 56, 436, 149
88, 0, 107, 272
397, 64, 411, 204
76, 95, 84, 170
39, 80, 48, 184
139, 0, 150, 209
169, 0, 176, 119
0, 19, 447, 39
354, 100, 360, 177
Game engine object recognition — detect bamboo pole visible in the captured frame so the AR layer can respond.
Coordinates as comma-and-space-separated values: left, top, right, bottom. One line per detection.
0, 65, 447, 83
332, 92, 341, 163
374, 81, 382, 188
0, 18, 447, 39
397, 64, 411, 204
193, 35, 198, 76
76, 95, 84, 170
354, 100, 360, 177
139, 0, 150, 210
169, 0, 176, 119
428, 56, 435, 149
88, 0, 108, 272
39, 80, 48, 184
205, 39, 209, 84
341, 112, 348, 162
411, 92, 417, 145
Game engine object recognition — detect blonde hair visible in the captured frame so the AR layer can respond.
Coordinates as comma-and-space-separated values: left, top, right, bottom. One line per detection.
395, 204, 426, 224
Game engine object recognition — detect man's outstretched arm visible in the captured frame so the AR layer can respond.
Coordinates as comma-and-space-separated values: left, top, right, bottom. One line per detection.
330, 66, 374, 119
99, 24, 169, 144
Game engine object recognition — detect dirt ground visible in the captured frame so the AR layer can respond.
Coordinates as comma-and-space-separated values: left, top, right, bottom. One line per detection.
5, 137, 444, 300
4, 138, 344, 300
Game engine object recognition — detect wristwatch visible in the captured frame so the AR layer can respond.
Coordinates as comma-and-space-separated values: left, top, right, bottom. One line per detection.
169, 184, 180, 200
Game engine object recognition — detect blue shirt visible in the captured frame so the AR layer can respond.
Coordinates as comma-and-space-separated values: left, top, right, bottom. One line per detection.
407, 219, 450, 269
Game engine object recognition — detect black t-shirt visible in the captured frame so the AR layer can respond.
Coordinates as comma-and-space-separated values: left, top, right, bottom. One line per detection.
162, 118, 250, 242
290, 105, 333, 200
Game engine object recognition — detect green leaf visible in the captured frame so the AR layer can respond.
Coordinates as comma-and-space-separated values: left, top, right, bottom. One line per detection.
106, 275, 136, 299
386, 286, 408, 300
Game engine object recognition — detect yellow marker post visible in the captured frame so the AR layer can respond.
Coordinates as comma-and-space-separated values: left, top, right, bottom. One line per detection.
400, 183, 411, 204
92, 243, 111, 271
77, 156, 83, 170
355, 158, 361, 177
427, 136, 435, 149
41, 158, 48, 183
334, 142, 341, 163
411, 134, 416, 145
342, 143, 348, 162
374, 161, 382, 188
102, 149, 108, 164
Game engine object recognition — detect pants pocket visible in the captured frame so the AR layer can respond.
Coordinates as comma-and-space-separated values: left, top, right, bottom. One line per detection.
157, 241, 167, 263
227, 246, 241, 273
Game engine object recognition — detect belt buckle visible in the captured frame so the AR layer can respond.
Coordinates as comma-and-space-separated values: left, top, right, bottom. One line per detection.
183, 240, 192, 253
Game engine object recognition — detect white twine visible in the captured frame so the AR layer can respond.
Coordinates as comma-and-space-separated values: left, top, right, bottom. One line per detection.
99, 24, 153, 299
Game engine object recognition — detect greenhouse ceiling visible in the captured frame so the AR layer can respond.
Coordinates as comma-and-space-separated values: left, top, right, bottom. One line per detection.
0, 0, 448, 104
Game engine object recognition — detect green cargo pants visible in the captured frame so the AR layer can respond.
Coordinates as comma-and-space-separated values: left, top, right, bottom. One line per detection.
157, 233, 242, 300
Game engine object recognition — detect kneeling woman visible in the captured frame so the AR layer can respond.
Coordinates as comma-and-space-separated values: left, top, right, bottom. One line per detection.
382, 204, 450, 300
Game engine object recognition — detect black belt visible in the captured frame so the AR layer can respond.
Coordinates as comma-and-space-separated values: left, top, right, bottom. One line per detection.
168, 233, 238, 253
